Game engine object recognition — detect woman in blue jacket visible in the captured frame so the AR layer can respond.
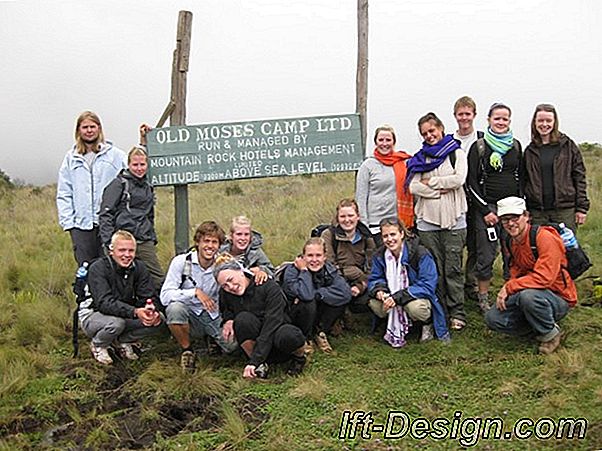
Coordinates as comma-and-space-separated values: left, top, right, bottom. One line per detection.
282, 237, 352, 354
368, 218, 450, 347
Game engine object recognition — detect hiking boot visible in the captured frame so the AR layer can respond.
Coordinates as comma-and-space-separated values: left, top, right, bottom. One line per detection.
419, 324, 434, 344
303, 340, 315, 356
90, 343, 113, 365
477, 293, 492, 313
114, 342, 139, 361
314, 332, 333, 353
538, 332, 563, 355
450, 318, 466, 331
180, 350, 196, 373
287, 355, 307, 376
254, 363, 269, 379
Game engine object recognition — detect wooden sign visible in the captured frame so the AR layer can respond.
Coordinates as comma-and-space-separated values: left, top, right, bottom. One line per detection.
146, 113, 363, 186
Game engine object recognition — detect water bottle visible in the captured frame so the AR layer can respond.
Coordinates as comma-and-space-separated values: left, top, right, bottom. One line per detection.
73, 262, 89, 299
76, 262, 89, 279
559, 223, 578, 249
145, 298, 156, 312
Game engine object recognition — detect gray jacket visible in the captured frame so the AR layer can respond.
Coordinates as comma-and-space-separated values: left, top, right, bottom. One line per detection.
219, 230, 274, 276
355, 157, 397, 231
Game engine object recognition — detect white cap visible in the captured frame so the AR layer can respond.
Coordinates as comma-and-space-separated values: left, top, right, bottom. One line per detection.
497, 196, 526, 217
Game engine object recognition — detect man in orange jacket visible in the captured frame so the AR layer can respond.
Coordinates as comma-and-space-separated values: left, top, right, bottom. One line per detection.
485, 196, 576, 355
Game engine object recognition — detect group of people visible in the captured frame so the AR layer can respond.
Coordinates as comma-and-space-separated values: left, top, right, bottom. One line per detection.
56, 97, 589, 378
355, 96, 588, 355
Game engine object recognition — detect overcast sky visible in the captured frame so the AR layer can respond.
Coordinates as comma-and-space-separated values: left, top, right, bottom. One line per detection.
1, 0, 601, 185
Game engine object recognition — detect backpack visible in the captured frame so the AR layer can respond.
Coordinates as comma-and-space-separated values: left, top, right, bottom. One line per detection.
505, 224, 592, 280
449, 131, 483, 169
311, 224, 339, 254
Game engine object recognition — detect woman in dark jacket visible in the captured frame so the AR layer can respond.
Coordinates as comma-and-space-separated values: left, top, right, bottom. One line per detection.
282, 237, 352, 354
214, 254, 306, 379
522, 103, 589, 232
99, 146, 164, 289
466, 102, 522, 312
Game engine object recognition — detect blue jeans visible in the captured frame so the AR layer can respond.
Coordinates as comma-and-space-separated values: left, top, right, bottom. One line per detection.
165, 302, 237, 353
485, 289, 570, 341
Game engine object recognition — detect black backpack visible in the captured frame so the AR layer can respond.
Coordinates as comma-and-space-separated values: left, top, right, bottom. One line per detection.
72, 263, 93, 357
505, 224, 592, 280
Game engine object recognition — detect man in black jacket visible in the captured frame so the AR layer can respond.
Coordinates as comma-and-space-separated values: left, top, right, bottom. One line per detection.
80, 230, 165, 364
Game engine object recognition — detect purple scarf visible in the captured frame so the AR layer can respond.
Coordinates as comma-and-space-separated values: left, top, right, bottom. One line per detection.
404, 134, 461, 188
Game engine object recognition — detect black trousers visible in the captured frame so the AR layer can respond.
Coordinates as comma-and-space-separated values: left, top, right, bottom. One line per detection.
70, 227, 104, 266
233, 311, 304, 363
290, 299, 346, 338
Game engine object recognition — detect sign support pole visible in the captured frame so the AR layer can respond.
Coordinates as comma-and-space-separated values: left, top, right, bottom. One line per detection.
356, 0, 368, 152
171, 11, 192, 254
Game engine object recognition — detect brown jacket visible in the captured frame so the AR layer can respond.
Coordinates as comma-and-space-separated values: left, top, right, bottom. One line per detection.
321, 222, 376, 294
523, 134, 589, 214
505, 225, 577, 306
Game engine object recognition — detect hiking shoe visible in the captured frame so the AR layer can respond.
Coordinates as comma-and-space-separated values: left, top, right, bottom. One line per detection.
538, 332, 563, 355
114, 342, 139, 361
419, 324, 434, 344
314, 332, 333, 353
287, 355, 307, 376
90, 343, 113, 365
477, 293, 492, 313
303, 340, 315, 356
254, 363, 269, 379
450, 318, 466, 331
180, 350, 196, 373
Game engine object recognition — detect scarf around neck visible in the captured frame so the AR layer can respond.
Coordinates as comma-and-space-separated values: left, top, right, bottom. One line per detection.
485, 127, 514, 171
373, 149, 414, 228
383, 247, 411, 347
404, 134, 460, 188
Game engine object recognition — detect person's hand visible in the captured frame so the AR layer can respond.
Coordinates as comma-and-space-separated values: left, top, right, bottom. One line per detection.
135, 308, 161, 326
251, 267, 268, 285
383, 295, 396, 311
484, 212, 498, 227
139, 123, 152, 145
195, 288, 218, 312
293, 256, 307, 271
243, 364, 256, 379
420, 178, 430, 185
496, 285, 508, 311
375, 290, 388, 302
222, 320, 235, 342
350, 286, 361, 297
575, 212, 587, 226
439, 188, 451, 195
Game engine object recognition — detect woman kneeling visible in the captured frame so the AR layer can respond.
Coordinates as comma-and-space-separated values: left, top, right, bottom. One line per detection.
214, 254, 306, 379
368, 218, 450, 347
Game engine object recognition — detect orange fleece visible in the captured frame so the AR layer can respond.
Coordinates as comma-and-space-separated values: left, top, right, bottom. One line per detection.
504, 225, 577, 306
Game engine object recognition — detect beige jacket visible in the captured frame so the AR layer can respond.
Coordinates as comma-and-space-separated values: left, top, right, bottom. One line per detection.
409, 149, 468, 230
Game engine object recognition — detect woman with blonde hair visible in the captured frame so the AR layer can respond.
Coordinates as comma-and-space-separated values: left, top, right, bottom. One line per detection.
281, 237, 352, 353
99, 145, 164, 289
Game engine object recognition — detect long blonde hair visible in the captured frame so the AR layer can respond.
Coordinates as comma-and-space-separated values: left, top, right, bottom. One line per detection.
74, 111, 105, 155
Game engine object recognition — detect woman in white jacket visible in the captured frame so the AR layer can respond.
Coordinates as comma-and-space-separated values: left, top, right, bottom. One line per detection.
406, 112, 468, 330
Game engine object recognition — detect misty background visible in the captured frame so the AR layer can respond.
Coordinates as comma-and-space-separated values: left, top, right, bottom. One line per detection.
1, 0, 600, 186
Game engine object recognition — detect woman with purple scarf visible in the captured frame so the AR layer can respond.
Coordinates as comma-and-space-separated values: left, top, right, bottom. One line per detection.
406, 112, 468, 331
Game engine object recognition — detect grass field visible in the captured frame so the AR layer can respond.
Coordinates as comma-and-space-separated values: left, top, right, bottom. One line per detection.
0, 149, 601, 450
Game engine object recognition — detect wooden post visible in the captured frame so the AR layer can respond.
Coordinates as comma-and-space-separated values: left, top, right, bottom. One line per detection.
171, 11, 192, 254
356, 0, 368, 152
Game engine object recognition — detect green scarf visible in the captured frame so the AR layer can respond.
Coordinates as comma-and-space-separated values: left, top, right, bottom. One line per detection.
485, 127, 514, 171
